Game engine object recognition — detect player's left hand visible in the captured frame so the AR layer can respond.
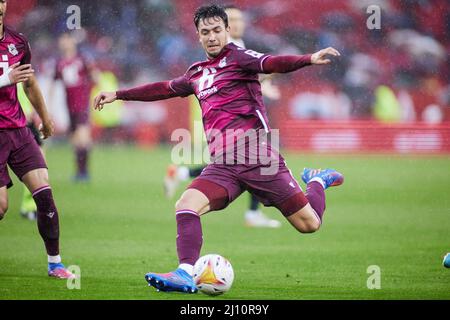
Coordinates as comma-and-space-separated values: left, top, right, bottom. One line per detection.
39, 120, 55, 139
311, 47, 341, 65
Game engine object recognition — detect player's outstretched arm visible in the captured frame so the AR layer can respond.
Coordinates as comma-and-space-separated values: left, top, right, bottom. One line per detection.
0, 63, 34, 88
22, 74, 54, 139
263, 47, 341, 74
94, 81, 183, 111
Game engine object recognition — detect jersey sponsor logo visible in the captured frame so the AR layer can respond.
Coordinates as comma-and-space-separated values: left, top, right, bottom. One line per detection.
198, 85, 218, 99
8, 44, 18, 56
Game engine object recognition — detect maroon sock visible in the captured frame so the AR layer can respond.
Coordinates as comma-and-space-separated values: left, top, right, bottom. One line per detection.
305, 181, 326, 223
76, 148, 89, 175
176, 210, 203, 265
32, 187, 60, 256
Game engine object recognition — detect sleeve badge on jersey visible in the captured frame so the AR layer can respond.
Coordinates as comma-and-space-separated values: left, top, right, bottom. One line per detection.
8, 44, 19, 56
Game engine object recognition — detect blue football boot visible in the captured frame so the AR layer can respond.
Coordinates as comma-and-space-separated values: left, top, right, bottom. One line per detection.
145, 268, 197, 293
302, 168, 344, 189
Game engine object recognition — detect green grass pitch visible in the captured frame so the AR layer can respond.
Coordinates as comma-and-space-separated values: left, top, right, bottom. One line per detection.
0, 145, 449, 300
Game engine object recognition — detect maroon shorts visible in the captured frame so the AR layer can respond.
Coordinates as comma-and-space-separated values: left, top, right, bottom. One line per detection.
0, 127, 47, 189
188, 157, 308, 217
68, 108, 90, 133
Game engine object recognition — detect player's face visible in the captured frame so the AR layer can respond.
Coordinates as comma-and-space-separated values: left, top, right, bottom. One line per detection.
225, 8, 245, 40
58, 34, 76, 53
0, 0, 7, 27
197, 17, 230, 59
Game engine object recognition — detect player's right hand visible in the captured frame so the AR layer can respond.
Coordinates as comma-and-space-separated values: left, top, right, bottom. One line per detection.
39, 120, 55, 140
93, 91, 117, 111
8, 63, 34, 84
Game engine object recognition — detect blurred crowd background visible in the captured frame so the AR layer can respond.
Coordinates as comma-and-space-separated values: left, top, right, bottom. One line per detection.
7, 0, 450, 148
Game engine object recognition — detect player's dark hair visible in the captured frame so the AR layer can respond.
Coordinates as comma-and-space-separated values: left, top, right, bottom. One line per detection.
194, 4, 229, 29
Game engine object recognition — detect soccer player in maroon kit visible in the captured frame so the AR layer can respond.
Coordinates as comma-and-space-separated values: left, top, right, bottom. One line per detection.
94, 4, 343, 293
53, 33, 96, 181
0, 0, 74, 279
164, 4, 283, 229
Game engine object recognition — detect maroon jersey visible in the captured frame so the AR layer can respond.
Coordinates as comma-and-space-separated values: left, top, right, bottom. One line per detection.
54, 54, 92, 113
0, 26, 31, 129
169, 43, 272, 161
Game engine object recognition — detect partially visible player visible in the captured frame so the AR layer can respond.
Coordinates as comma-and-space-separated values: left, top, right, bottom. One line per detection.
0, 0, 74, 279
95, 4, 343, 293
53, 33, 97, 181
223, 4, 245, 47
0, 42, 38, 220
164, 4, 281, 228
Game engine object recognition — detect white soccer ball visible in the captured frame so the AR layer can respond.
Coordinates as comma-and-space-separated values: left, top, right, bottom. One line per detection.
193, 254, 234, 296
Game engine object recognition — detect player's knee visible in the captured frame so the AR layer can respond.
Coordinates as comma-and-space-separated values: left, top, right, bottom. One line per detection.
288, 207, 321, 234
295, 219, 320, 234
41, 176, 50, 186
36, 176, 50, 189
303, 220, 321, 233
175, 197, 191, 212
175, 197, 201, 213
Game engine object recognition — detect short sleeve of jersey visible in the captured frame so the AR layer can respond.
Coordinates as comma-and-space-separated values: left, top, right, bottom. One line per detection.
234, 48, 271, 74
169, 75, 194, 97
21, 41, 32, 64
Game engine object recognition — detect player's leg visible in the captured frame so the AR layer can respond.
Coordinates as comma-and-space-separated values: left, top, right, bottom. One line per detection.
244, 156, 343, 233
164, 164, 207, 198
71, 123, 92, 181
9, 127, 74, 279
145, 186, 211, 293
0, 186, 8, 220
21, 169, 74, 278
146, 166, 242, 293
243, 160, 317, 233
285, 168, 344, 233
285, 202, 322, 233
0, 133, 12, 220
173, 179, 229, 272
145, 180, 227, 293
20, 122, 42, 220
244, 192, 281, 228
